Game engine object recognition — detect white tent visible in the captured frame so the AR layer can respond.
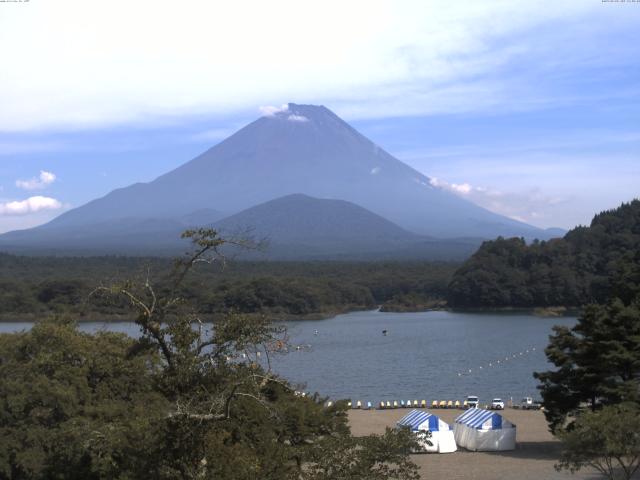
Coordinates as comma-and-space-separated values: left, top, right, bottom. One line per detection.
453, 409, 516, 451
396, 409, 457, 453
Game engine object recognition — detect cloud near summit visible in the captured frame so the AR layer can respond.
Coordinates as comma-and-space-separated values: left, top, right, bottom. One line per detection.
259, 105, 290, 117
259, 105, 309, 122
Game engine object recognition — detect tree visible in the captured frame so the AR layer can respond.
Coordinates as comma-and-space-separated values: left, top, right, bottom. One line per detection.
303, 428, 420, 480
448, 200, 640, 308
556, 403, 640, 480
534, 293, 640, 433
0, 317, 167, 480
0, 228, 419, 480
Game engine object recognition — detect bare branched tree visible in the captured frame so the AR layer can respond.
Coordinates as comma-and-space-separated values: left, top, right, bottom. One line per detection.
92, 228, 286, 423
82, 228, 419, 480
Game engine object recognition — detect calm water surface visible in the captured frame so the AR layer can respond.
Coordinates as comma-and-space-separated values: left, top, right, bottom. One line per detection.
0, 310, 575, 405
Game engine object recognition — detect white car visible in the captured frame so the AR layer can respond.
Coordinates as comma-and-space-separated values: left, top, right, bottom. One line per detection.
491, 398, 505, 410
466, 395, 479, 409
521, 397, 541, 410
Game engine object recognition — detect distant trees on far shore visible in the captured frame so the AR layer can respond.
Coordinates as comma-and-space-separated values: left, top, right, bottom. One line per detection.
448, 200, 640, 309
0, 255, 457, 321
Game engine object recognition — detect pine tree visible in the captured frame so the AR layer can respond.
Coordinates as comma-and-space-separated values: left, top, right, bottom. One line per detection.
535, 293, 640, 433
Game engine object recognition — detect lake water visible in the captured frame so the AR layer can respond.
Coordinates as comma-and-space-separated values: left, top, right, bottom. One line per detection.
0, 310, 575, 406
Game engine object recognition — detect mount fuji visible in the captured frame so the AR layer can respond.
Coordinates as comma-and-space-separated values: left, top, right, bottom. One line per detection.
0, 103, 557, 257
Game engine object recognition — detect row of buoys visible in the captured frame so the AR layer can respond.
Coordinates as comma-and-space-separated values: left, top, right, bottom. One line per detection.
329, 399, 507, 410
339, 400, 472, 410
456, 347, 537, 377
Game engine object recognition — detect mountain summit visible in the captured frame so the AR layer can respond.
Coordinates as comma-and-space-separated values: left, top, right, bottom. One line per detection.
0, 103, 552, 255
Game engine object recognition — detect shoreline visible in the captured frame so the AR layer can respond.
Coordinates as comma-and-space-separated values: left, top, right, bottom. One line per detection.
0, 304, 580, 323
446, 305, 581, 317
0, 306, 374, 324
371, 304, 580, 317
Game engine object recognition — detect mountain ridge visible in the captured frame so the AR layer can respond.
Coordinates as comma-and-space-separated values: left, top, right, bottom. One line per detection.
0, 193, 481, 259
0, 103, 559, 257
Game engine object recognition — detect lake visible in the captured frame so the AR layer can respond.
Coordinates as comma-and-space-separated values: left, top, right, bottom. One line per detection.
0, 310, 575, 406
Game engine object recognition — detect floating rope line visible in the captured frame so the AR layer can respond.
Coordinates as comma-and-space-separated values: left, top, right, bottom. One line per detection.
456, 347, 538, 377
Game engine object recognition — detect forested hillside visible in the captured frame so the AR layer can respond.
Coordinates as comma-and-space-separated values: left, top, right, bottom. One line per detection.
448, 200, 640, 308
0, 255, 456, 320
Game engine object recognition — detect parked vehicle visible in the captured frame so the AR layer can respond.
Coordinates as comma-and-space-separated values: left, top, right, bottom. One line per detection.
491, 398, 505, 410
466, 395, 479, 409
520, 397, 542, 410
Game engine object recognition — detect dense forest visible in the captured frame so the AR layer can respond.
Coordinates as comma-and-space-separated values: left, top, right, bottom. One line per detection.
0, 230, 420, 480
448, 200, 640, 308
0, 255, 457, 320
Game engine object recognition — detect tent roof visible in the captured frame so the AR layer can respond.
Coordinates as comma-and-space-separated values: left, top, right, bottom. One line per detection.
397, 409, 450, 431
455, 409, 514, 430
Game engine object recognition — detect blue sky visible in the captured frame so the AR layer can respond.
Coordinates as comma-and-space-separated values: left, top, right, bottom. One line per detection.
0, 0, 638, 233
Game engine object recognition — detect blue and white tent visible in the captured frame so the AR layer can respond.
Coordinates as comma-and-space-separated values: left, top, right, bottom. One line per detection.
397, 410, 457, 453
454, 409, 516, 451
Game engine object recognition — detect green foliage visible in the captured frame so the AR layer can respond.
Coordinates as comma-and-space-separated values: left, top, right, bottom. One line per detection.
204, 276, 375, 316
534, 293, 640, 433
0, 229, 419, 480
0, 317, 166, 479
449, 200, 640, 307
0, 254, 457, 320
379, 292, 445, 312
556, 403, 640, 480
35, 280, 85, 304
303, 428, 420, 480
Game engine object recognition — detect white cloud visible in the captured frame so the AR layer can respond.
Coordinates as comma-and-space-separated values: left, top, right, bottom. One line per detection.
0, 196, 63, 215
395, 127, 640, 230
432, 178, 472, 195
15, 170, 57, 190
287, 114, 309, 122
430, 177, 474, 193
259, 105, 289, 117
453, 183, 473, 194
0, 0, 628, 131
429, 177, 567, 226
370, 166, 381, 175
258, 106, 308, 122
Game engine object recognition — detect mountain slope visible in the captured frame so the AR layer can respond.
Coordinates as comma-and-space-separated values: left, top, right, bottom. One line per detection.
0, 210, 225, 255
0, 103, 555, 256
30, 103, 547, 239
0, 194, 479, 259
212, 194, 480, 260
214, 193, 419, 248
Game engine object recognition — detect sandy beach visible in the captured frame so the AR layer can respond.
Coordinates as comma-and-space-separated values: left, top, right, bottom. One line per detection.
349, 408, 602, 480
